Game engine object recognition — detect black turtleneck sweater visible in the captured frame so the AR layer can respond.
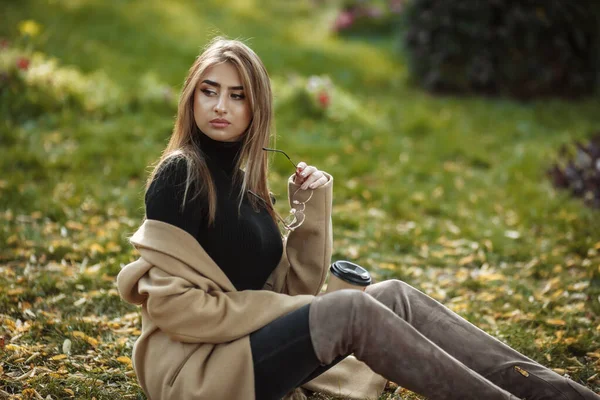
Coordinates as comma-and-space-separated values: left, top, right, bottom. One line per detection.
145, 132, 283, 291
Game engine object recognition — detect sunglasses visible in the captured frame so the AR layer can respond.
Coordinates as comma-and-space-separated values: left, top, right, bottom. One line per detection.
247, 147, 314, 235
262, 147, 297, 169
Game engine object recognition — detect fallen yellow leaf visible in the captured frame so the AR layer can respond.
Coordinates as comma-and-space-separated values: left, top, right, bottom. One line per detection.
7, 288, 25, 296
50, 354, 67, 361
478, 273, 506, 283
117, 356, 132, 366
459, 254, 475, 265
30, 211, 42, 219
546, 319, 567, 326
21, 388, 38, 398
5, 344, 20, 352
564, 337, 577, 345
89, 243, 105, 254
72, 330, 99, 347
65, 221, 84, 231
552, 330, 565, 344
378, 263, 397, 270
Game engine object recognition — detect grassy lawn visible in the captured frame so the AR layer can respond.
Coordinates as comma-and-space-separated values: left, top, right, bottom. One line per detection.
1, 0, 599, 399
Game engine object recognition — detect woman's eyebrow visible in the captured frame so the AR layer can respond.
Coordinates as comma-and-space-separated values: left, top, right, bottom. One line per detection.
201, 79, 244, 90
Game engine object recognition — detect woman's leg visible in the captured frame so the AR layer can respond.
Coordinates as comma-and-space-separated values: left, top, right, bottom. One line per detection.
363, 279, 599, 399
309, 288, 518, 400
249, 303, 347, 400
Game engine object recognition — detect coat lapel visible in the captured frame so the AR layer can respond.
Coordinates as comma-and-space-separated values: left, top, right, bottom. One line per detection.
130, 219, 237, 292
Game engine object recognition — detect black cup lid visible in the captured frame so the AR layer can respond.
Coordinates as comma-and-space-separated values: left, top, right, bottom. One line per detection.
329, 260, 372, 286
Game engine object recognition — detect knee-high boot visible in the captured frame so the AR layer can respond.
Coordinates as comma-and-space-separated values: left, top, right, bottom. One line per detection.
309, 289, 519, 400
364, 279, 599, 400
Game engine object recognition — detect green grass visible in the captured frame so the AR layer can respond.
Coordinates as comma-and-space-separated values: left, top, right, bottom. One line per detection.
1, 0, 600, 399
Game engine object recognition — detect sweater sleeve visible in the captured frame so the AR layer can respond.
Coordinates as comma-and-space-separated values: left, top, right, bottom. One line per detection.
145, 157, 205, 240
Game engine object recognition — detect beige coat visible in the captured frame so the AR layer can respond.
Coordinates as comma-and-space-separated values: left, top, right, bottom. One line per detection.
117, 174, 387, 399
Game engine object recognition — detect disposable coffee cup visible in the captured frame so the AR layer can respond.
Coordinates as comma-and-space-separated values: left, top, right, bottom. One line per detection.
326, 260, 372, 293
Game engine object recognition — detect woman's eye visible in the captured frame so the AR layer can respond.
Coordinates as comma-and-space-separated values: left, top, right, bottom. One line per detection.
201, 89, 216, 96
231, 93, 245, 100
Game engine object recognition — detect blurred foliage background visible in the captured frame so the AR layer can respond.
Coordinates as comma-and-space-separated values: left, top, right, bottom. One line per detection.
1, 0, 600, 399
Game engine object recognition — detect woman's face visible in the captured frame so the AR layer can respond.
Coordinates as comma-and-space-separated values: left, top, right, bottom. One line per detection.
193, 62, 252, 142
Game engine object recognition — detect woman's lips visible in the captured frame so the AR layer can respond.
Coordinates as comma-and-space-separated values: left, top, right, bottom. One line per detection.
210, 121, 230, 128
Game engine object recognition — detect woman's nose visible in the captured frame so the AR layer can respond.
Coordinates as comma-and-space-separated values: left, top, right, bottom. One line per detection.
214, 95, 227, 114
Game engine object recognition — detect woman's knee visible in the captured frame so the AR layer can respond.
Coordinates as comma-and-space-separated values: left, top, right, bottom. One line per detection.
366, 279, 410, 302
309, 289, 381, 362
366, 279, 415, 319
310, 289, 374, 330
322, 288, 372, 312
308, 290, 373, 361
367, 279, 410, 295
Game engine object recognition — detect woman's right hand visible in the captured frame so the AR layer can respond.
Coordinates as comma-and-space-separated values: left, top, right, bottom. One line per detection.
294, 162, 329, 190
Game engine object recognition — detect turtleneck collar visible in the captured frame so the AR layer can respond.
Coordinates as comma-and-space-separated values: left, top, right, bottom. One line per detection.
196, 129, 243, 176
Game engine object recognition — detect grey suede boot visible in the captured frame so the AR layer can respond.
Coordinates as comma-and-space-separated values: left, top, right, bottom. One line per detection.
364, 280, 600, 400
309, 288, 519, 400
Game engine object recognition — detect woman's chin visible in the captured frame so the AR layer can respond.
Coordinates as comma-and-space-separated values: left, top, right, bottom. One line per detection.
202, 128, 242, 142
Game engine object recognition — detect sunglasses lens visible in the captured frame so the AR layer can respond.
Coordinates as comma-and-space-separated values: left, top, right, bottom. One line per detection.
284, 213, 296, 226
287, 211, 304, 230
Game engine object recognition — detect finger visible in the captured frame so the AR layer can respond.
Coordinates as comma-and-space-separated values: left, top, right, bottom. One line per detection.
309, 175, 328, 189
295, 161, 308, 183
301, 170, 323, 190
299, 165, 317, 179
306, 174, 326, 189
296, 161, 307, 173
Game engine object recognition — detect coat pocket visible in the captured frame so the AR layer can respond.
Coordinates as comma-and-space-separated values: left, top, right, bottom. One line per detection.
168, 343, 200, 387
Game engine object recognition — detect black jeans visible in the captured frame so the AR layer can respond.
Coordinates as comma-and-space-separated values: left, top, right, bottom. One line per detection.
249, 303, 347, 400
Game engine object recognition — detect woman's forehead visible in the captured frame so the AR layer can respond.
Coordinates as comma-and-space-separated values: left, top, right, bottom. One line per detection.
200, 63, 243, 88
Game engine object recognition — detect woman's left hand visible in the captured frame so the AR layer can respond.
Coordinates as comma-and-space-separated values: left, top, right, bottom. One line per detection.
295, 162, 328, 190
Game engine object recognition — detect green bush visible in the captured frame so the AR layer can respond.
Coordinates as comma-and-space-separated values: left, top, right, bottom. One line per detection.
0, 43, 177, 125
547, 133, 600, 209
0, 46, 127, 122
273, 74, 369, 125
402, 0, 600, 99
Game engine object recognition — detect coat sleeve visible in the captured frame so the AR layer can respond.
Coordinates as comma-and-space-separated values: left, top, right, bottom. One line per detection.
139, 265, 313, 343
280, 173, 333, 296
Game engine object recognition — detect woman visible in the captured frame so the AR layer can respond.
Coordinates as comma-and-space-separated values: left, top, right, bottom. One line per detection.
116, 37, 599, 400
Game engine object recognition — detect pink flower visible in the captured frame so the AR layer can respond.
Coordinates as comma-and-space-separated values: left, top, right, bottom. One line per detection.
389, 0, 405, 14
365, 7, 384, 18
16, 57, 30, 71
318, 91, 330, 108
334, 11, 354, 31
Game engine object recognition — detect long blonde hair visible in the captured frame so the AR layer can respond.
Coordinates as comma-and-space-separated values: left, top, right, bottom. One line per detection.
146, 37, 276, 225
